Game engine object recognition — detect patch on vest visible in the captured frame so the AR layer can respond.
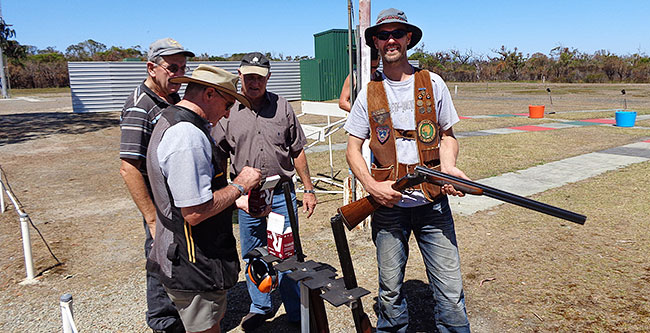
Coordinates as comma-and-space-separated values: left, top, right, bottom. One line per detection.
376, 126, 391, 144
371, 109, 390, 125
417, 120, 437, 144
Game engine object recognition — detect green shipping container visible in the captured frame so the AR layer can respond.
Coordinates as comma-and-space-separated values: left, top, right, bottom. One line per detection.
314, 29, 355, 61
301, 29, 356, 101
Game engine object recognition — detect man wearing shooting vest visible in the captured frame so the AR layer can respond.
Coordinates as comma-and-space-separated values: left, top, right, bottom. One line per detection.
146, 65, 261, 333
343, 8, 471, 333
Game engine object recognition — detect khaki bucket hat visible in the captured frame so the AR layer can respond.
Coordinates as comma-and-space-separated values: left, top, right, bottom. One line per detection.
170, 64, 251, 108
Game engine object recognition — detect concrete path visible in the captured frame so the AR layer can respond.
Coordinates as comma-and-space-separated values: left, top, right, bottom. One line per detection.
448, 140, 650, 215
305, 113, 650, 216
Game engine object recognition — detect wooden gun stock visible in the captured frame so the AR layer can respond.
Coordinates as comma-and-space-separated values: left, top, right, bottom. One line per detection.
338, 166, 586, 230
338, 173, 424, 230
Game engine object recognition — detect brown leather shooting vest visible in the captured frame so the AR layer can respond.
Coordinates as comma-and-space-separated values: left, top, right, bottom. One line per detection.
367, 69, 442, 201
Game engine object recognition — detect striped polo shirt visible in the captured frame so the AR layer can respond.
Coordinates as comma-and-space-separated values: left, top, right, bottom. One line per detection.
119, 82, 180, 177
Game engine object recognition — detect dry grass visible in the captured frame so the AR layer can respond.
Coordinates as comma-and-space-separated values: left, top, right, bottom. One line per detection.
9, 87, 71, 96
1, 83, 649, 332
458, 126, 650, 179
456, 161, 650, 332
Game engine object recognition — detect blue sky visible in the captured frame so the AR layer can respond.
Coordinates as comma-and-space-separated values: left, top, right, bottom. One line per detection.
4, 0, 649, 58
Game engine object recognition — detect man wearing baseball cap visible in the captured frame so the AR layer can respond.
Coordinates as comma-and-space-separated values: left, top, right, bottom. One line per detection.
344, 8, 471, 332
212, 52, 317, 330
146, 64, 261, 333
119, 37, 194, 333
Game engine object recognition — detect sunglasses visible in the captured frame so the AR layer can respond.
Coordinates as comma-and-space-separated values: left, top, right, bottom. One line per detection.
375, 29, 408, 41
216, 90, 235, 110
157, 63, 189, 74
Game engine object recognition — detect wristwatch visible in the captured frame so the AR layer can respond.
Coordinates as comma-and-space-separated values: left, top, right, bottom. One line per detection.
303, 189, 316, 194
230, 183, 246, 196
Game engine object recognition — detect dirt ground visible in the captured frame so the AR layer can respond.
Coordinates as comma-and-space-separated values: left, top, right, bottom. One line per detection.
1, 83, 649, 332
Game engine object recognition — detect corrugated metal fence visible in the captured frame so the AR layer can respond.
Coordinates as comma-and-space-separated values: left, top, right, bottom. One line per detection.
68, 61, 301, 113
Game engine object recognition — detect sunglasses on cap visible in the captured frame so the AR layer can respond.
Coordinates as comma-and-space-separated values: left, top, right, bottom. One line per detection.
375, 29, 408, 41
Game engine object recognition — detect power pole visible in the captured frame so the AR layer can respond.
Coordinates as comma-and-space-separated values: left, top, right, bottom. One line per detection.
0, 0, 8, 98
359, 0, 372, 175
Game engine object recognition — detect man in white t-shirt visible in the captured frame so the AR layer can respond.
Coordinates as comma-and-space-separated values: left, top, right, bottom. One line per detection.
344, 8, 471, 333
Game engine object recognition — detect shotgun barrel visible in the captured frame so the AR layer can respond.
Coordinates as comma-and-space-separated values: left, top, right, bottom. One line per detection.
338, 166, 587, 229
415, 166, 586, 225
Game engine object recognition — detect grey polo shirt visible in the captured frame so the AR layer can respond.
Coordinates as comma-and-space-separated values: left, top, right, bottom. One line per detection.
212, 91, 306, 182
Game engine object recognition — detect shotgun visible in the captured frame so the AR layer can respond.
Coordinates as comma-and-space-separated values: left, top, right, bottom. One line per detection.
338, 165, 587, 230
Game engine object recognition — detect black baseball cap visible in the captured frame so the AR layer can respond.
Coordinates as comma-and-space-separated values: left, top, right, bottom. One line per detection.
239, 52, 270, 76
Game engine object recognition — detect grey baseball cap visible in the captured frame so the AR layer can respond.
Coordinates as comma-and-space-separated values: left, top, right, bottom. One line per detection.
364, 8, 422, 50
147, 38, 195, 61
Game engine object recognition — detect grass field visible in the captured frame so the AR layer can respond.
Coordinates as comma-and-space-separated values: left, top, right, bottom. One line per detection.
1, 82, 649, 332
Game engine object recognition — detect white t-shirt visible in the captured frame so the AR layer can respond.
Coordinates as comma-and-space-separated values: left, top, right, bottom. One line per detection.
343, 69, 460, 207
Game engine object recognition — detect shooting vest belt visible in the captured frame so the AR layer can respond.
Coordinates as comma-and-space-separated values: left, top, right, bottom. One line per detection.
367, 69, 442, 201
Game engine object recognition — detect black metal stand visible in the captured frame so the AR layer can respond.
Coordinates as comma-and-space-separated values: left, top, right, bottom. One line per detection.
251, 183, 372, 332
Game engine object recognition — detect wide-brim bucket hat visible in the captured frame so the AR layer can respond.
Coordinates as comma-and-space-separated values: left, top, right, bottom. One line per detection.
364, 8, 422, 50
170, 64, 251, 108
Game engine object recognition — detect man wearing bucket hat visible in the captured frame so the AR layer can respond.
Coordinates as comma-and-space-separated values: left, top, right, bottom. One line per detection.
212, 51, 317, 330
146, 64, 262, 333
119, 37, 194, 333
344, 8, 471, 333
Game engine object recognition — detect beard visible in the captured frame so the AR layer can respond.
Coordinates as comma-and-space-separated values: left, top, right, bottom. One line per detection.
381, 45, 406, 64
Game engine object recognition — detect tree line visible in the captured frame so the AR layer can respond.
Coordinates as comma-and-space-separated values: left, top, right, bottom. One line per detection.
409, 45, 650, 83
5, 36, 311, 89
2, 16, 649, 89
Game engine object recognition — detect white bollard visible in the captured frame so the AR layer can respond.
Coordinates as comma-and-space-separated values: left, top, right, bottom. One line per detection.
60, 294, 78, 333
1, 181, 5, 213
20, 213, 35, 282
454, 85, 458, 96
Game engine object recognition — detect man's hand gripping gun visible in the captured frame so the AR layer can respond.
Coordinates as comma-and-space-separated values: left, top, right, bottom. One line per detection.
338, 165, 587, 230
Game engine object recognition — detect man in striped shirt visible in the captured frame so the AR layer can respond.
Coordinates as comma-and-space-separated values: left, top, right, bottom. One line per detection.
119, 37, 194, 333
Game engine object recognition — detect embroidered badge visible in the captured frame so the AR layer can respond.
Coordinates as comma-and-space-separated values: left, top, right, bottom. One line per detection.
371, 109, 390, 125
417, 120, 437, 144
376, 126, 391, 144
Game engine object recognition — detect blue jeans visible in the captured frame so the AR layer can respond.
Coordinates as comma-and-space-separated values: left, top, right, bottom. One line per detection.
144, 219, 183, 332
239, 186, 301, 322
372, 197, 470, 333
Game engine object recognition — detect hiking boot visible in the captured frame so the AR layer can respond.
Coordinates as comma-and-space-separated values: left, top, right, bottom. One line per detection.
241, 312, 272, 331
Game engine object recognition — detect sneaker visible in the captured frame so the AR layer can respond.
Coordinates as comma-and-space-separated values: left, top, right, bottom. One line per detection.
241, 312, 272, 331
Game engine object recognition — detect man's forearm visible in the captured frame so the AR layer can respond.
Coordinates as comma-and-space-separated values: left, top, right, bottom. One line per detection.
181, 184, 241, 226
293, 150, 314, 190
120, 159, 156, 222
345, 136, 374, 189
439, 128, 460, 172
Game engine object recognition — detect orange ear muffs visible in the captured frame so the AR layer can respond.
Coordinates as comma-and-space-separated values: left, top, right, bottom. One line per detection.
246, 257, 278, 293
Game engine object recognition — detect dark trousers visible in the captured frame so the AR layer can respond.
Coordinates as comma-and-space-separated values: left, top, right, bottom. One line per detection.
143, 219, 183, 332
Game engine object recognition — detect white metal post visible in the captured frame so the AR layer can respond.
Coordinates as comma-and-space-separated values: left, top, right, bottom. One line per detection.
327, 114, 334, 178
19, 212, 35, 281
1, 180, 5, 213
60, 294, 78, 333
